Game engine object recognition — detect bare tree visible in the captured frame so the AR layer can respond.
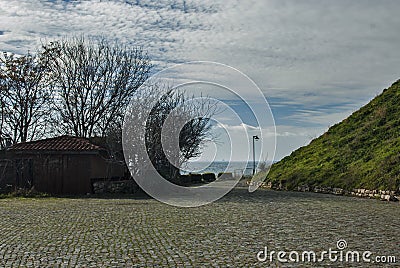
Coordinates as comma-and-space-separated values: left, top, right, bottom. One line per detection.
0, 52, 51, 143
41, 36, 152, 138
123, 85, 218, 181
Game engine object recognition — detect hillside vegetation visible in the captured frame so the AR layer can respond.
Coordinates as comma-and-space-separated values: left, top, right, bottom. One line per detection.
265, 80, 400, 191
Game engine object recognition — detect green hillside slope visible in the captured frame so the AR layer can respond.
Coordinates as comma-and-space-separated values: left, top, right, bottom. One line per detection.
265, 80, 400, 191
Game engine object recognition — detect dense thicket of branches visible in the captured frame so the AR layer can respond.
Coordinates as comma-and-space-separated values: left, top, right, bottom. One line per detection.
41, 36, 152, 137
145, 90, 216, 180
0, 52, 50, 143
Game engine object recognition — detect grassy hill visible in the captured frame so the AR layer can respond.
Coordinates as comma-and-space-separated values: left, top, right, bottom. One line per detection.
264, 80, 400, 191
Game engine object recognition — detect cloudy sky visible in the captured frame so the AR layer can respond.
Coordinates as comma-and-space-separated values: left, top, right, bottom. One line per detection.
1, 0, 400, 161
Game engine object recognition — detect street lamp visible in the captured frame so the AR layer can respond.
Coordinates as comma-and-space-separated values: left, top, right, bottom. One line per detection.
252, 135, 259, 175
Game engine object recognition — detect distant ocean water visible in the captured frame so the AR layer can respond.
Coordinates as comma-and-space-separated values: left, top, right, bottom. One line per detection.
181, 161, 261, 176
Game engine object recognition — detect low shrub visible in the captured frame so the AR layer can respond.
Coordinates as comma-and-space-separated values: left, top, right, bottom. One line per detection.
0, 187, 51, 198
190, 174, 203, 183
202, 173, 216, 183
178, 174, 192, 186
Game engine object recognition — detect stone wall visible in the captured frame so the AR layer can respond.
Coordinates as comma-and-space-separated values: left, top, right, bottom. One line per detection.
260, 182, 399, 202
351, 188, 398, 201
92, 180, 139, 194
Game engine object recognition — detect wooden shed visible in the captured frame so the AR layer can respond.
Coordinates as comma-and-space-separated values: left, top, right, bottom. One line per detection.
6, 135, 125, 194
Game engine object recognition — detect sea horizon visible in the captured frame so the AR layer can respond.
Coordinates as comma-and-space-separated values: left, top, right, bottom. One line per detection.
181, 160, 270, 175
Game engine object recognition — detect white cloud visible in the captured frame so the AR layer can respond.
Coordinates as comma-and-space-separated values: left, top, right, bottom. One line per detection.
1, 0, 398, 100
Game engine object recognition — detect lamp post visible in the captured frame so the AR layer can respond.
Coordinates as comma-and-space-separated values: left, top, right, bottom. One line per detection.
252, 135, 259, 175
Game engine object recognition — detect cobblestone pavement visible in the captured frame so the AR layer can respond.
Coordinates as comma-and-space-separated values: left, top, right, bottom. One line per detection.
0, 189, 399, 267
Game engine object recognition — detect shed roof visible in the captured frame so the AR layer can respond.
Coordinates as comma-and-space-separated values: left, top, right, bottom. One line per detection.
8, 135, 104, 152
